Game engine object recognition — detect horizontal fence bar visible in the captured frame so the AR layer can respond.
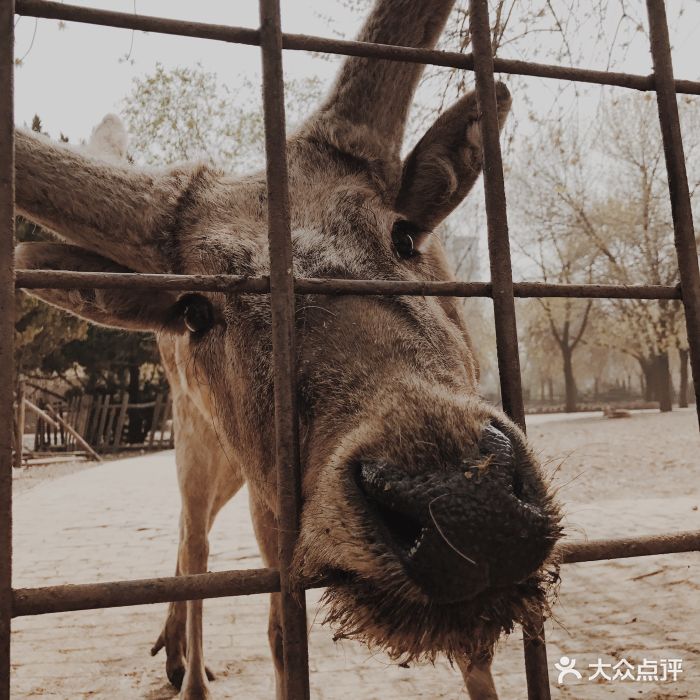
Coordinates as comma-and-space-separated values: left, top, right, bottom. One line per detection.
560, 529, 700, 563
14, 270, 682, 300
12, 530, 700, 617
13, 568, 281, 616
13, 0, 700, 96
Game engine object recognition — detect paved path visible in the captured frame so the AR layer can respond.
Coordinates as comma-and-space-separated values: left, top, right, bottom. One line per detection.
10, 412, 700, 698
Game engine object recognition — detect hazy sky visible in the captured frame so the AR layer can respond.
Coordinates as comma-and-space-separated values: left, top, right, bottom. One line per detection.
13, 1, 358, 140
13, 1, 700, 142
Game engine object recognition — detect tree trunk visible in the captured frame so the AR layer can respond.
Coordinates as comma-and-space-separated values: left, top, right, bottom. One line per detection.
547, 378, 554, 402
562, 348, 578, 413
126, 363, 143, 444
127, 363, 140, 403
642, 362, 654, 402
655, 352, 673, 413
678, 347, 689, 408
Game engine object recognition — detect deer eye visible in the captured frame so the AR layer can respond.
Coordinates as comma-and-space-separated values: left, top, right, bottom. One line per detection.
180, 294, 215, 335
392, 219, 423, 259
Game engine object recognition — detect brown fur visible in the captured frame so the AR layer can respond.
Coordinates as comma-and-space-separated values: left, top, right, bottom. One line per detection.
13, 2, 562, 698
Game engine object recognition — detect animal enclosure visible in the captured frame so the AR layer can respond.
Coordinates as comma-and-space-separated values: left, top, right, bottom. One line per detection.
1, 1, 700, 699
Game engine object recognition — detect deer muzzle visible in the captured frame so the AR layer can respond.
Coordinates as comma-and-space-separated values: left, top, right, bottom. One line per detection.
355, 423, 557, 604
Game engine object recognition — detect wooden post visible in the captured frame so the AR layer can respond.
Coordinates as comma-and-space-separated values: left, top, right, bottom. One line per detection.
77, 395, 90, 440
13, 381, 25, 469
158, 400, 171, 447
112, 393, 129, 451
85, 394, 102, 445
44, 404, 102, 462
95, 395, 111, 449
168, 398, 175, 447
23, 399, 60, 430
149, 393, 163, 447
104, 404, 116, 448
57, 402, 66, 446
34, 409, 41, 451
65, 396, 76, 449
50, 402, 57, 446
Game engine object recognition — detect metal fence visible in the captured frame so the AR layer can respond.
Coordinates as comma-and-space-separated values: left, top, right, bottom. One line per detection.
1, 0, 700, 698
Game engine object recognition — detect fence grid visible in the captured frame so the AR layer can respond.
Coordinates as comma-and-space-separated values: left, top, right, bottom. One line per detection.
2, 0, 699, 698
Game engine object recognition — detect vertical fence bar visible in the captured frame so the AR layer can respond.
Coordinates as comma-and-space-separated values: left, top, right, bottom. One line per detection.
468, 0, 526, 431
468, 1, 551, 698
646, 0, 700, 431
13, 381, 25, 469
0, 1, 14, 696
258, 1, 310, 699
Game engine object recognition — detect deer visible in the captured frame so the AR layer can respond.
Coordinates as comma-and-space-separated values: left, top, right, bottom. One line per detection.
13, 1, 563, 698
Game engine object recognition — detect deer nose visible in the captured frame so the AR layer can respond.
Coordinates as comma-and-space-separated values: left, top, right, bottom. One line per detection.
356, 423, 557, 604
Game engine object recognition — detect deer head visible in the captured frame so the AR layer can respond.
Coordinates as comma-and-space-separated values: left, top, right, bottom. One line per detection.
15, 0, 561, 664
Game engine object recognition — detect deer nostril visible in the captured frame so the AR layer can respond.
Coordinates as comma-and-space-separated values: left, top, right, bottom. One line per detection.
478, 422, 515, 467
356, 462, 426, 557
478, 421, 528, 498
372, 501, 425, 555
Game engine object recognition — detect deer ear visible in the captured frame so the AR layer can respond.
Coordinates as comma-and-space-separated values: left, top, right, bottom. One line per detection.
16, 242, 179, 332
395, 83, 511, 232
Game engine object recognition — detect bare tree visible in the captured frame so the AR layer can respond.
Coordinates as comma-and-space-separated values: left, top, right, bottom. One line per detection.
512, 122, 598, 412
514, 93, 699, 412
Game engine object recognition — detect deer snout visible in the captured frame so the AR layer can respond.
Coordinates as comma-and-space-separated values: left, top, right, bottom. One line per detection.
355, 423, 559, 604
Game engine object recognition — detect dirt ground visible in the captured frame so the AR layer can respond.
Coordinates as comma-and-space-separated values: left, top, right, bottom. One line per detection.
9, 408, 700, 699
12, 450, 132, 496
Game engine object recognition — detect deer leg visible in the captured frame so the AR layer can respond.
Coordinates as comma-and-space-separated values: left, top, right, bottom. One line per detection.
250, 495, 287, 700
268, 592, 285, 700
151, 505, 214, 698
151, 401, 243, 697
457, 652, 499, 700
174, 502, 210, 700
150, 567, 187, 689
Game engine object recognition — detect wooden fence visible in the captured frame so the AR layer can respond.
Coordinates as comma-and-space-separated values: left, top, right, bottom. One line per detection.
16, 384, 174, 465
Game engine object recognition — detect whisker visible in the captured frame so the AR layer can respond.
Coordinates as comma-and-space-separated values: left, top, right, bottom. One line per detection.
427, 494, 477, 566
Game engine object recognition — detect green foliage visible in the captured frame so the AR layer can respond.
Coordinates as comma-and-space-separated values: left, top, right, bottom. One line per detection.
122, 62, 323, 169
60, 326, 164, 399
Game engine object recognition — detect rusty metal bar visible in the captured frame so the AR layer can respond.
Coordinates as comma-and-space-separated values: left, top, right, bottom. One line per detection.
0, 1, 14, 696
646, 0, 700, 431
521, 616, 549, 700
259, 1, 310, 698
10, 529, 700, 618
12, 382, 25, 470
560, 530, 700, 563
13, 0, 700, 96
469, 0, 525, 434
14, 269, 684, 300
15, 270, 272, 293
469, 1, 550, 697
511, 282, 680, 300
13, 568, 281, 616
